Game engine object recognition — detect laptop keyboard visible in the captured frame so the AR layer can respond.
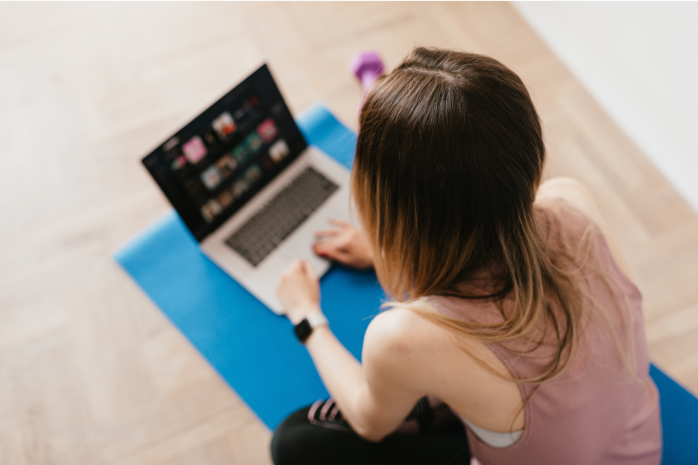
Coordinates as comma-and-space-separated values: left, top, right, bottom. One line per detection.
225, 167, 339, 267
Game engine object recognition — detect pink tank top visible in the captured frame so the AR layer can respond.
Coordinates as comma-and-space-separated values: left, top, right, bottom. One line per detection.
425, 200, 661, 465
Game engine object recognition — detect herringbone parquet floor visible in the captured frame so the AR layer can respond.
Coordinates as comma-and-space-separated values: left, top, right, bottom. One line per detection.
1, 3, 696, 464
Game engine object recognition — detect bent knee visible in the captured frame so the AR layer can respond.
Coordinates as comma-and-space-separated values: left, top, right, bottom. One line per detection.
271, 409, 319, 465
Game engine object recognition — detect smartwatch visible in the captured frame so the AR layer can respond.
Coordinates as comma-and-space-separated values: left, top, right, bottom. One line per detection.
294, 313, 329, 343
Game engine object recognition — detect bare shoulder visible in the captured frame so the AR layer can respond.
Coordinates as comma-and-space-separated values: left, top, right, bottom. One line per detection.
536, 177, 603, 225
361, 304, 464, 396
363, 302, 521, 423
362, 305, 450, 367
536, 176, 636, 282
363, 303, 481, 366
363, 307, 427, 355
538, 177, 611, 232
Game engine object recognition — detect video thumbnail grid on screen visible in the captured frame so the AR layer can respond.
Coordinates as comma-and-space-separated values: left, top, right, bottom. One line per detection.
159, 95, 292, 227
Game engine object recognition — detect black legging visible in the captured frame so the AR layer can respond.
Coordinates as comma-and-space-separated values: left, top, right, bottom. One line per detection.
271, 397, 471, 465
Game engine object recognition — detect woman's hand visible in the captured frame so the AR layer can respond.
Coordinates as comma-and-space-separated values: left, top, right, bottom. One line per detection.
276, 259, 322, 324
313, 219, 373, 269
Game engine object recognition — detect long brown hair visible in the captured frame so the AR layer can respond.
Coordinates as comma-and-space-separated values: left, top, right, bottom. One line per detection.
352, 47, 607, 384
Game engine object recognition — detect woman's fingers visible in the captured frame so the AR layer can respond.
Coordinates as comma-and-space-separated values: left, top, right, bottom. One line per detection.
279, 259, 318, 290
282, 258, 302, 276
317, 245, 348, 263
302, 260, 318, 282
314, 219, 350, 239
315, 238, 359, 266
314, 228, 341, 239
314, 235, 350, 254
313, 242, 337, 259
328, 218, 350, 227
311, 220, 372, 269
276, 258, 321, 320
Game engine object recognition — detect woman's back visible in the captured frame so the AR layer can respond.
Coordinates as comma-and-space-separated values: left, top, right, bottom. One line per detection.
272, 48, 661, 465
420, 199, 661, 465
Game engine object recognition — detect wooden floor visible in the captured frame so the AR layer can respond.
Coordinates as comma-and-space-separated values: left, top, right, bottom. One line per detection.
1, 3, 697, 464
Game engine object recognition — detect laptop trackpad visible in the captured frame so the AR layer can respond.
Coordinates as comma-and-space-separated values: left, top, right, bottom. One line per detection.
224, 166, 338, 268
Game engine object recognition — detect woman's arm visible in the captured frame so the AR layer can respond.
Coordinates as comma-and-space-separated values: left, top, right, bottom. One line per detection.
304, 317, 422, 441
536, 177, 636, 282
276, 260, 422, 441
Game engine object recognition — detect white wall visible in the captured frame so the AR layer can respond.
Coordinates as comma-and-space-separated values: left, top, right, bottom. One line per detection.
514, 2, 698, 213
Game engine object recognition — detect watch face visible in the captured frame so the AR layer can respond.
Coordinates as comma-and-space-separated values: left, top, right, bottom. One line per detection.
294, 319, 313, 343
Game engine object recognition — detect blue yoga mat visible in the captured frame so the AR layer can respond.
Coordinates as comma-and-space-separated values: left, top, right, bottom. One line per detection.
649, 365, 698, 465
115, 103, 698, 464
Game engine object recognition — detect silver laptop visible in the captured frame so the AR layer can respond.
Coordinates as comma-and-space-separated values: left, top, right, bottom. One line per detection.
142, 64, 351, 314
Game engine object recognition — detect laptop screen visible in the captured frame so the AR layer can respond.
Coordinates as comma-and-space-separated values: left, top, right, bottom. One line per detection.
142, 64, 307, 242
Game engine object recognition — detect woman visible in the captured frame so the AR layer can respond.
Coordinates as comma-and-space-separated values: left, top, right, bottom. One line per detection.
272, 48, 661, 465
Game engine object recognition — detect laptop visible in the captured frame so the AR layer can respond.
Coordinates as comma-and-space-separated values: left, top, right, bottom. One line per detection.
142, 64, 352, 314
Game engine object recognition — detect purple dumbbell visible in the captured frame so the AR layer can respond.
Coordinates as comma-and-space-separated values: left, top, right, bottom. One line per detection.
349, 51, 385, 91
